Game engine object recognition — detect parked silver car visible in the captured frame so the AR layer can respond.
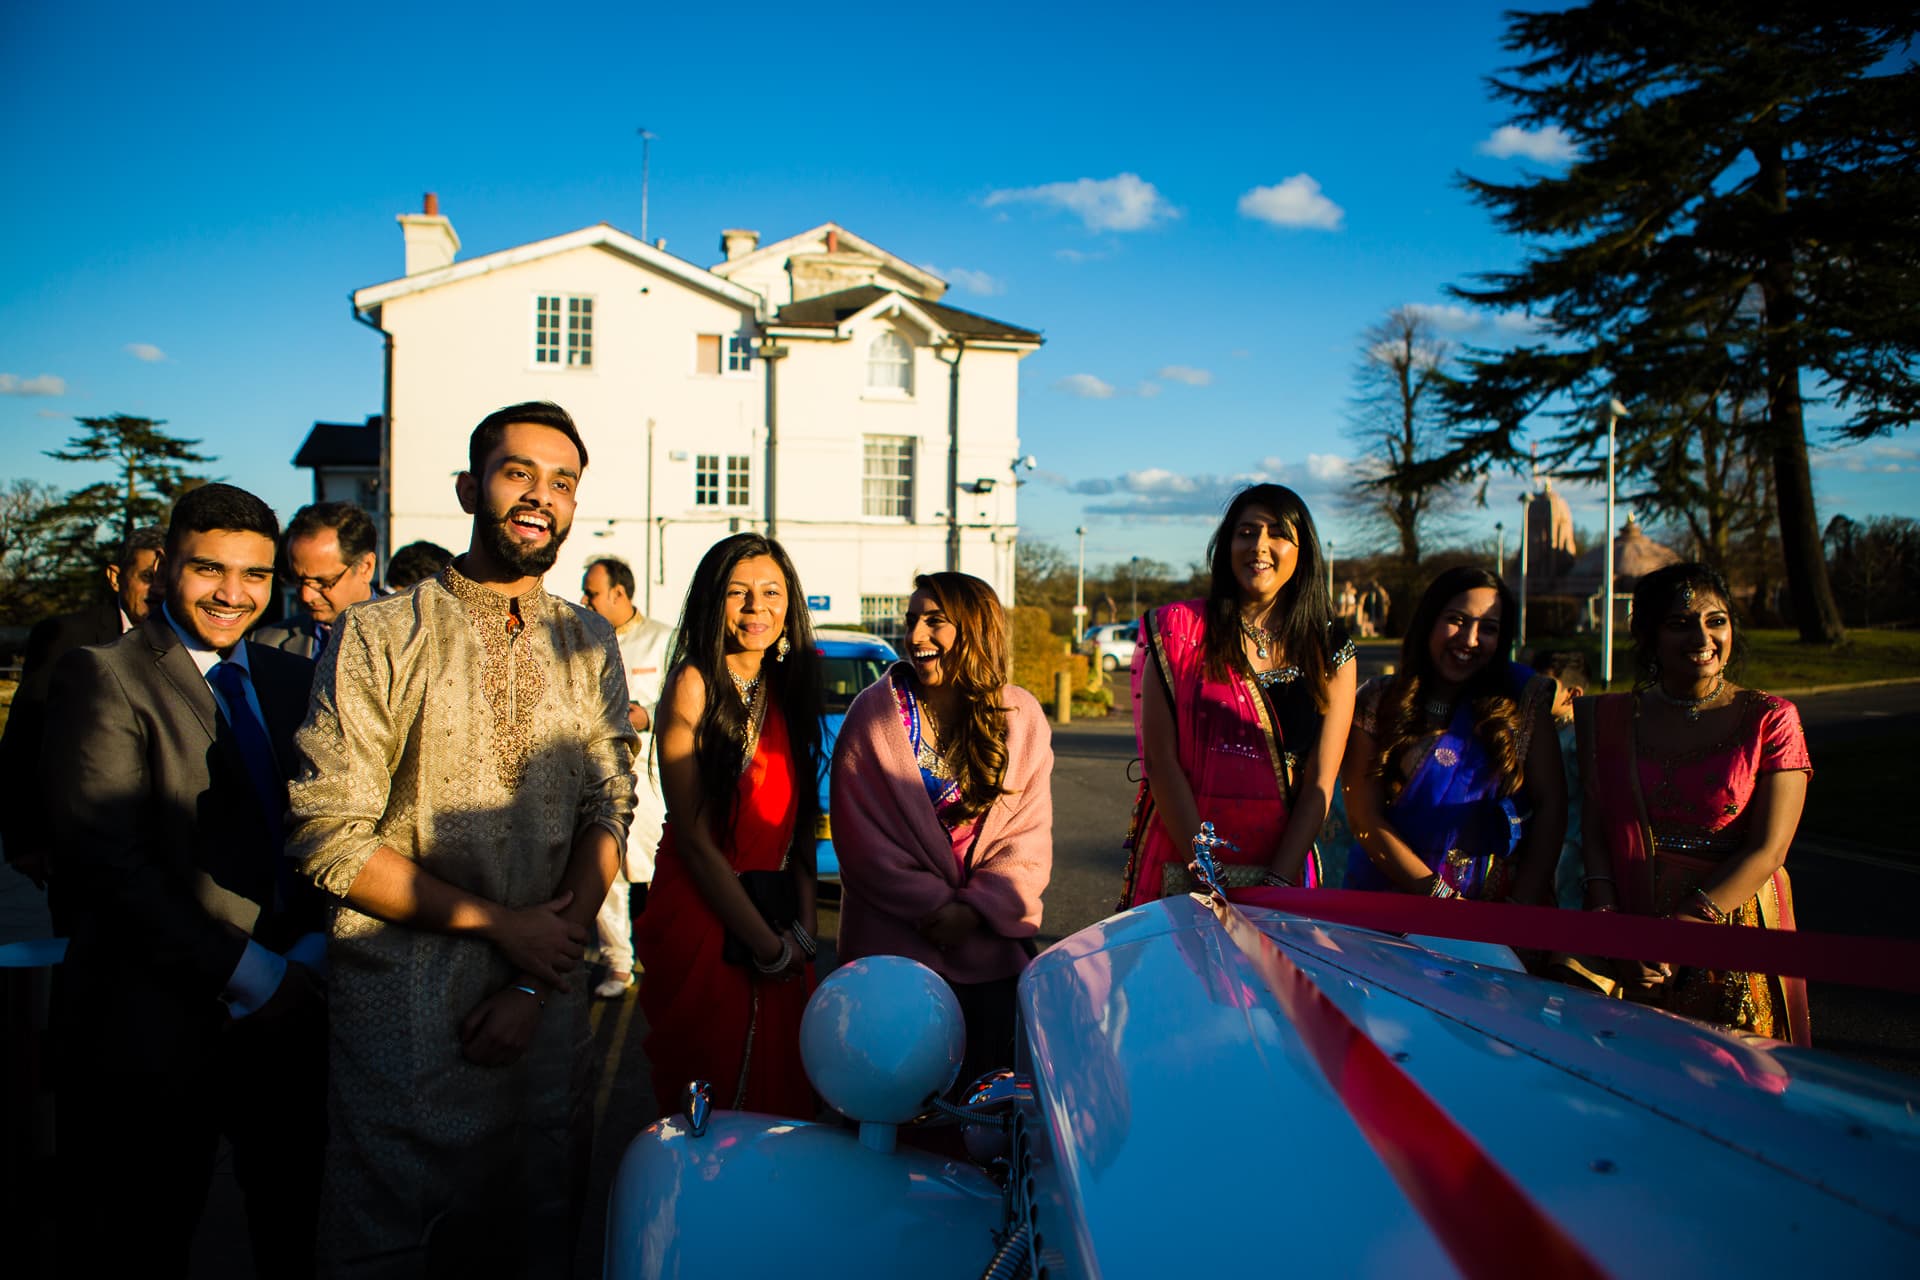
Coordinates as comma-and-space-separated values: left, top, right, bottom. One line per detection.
1079, 622, 1137, 671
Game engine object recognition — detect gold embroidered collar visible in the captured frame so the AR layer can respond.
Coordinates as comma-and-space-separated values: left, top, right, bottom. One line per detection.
441, 559, 554, 625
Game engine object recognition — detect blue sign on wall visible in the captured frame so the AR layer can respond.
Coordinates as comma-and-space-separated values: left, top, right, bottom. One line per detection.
806, 595, 830, 610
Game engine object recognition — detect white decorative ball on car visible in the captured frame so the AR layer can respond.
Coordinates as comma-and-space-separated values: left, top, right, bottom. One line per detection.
801, 956, 964, 1127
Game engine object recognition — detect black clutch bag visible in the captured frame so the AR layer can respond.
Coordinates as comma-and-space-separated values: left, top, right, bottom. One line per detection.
722, 869, 799, 966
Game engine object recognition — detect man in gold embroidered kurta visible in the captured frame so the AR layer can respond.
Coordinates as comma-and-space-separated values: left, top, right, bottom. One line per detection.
288, 562, 637, 1275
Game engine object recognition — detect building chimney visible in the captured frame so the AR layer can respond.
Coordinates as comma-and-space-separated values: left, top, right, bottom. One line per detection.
397, 192, 460, 275
826, 227, 840, 254
721, 228, 760, 261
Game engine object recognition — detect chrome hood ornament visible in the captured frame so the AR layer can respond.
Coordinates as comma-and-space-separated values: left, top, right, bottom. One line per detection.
1190, 821, 1236, 898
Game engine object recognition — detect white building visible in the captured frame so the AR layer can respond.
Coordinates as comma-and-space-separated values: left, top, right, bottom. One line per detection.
323, 198, 1043, 642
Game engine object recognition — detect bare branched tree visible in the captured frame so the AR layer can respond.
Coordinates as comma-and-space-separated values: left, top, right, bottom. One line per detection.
1345, 307, 1469, 571
0, 477, 67, 624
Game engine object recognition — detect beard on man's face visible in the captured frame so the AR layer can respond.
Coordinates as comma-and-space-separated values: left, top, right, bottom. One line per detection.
476, 499, 571, 577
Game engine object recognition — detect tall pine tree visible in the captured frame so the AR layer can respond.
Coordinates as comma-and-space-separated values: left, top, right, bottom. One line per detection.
1437, 1, 1919, 643
36, 414, 213, 607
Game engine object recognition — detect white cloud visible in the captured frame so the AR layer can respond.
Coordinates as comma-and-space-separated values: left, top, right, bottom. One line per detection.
1493, 309, 1549, 336
927, 266, 1003, 297
125, 342, 167, 362
1067, 477, 1116, 495
984, 173, 1178, 233
0, 373, 66, 396
1123, 468, 1204, 495
1055, 373, 1116, 399
1054, 246, 1111, 264
1404, 302, 1479, 335
1307, 453, 1351, 483
1072, 460, 1289, 518
1237, 174, 1344, 231
1157, 365, 1212, 387
1136, 381, 1163, 399
36, 408, 63, 419
1478, 125, 1578, 165
1818, 441, 1920, 473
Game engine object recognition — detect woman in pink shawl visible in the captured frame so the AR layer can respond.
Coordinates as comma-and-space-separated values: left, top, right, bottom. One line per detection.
1122, 484, 1356, 906
1576, 562, 1811, 1044
831, 572, 1052, 1089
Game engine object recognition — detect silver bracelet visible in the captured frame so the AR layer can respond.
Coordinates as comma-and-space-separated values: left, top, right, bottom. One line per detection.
788, 922, 818, 960
511, 983, 546, 1008
753, 936, 793, 975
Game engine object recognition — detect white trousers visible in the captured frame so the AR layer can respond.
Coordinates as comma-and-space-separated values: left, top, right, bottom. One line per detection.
596, 873, 634, 975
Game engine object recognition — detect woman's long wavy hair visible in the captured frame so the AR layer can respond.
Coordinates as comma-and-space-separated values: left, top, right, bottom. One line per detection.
668, 533, 822, 840
1628, 561, 1747, 686
911, 572, 1013, 821
1370, 566, 1526, 797
1200, 483, 1337, 708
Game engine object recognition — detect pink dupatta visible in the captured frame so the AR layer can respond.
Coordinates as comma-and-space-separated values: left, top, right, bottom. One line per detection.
831, 670, 1053, 985
1125, 600, 1309, 906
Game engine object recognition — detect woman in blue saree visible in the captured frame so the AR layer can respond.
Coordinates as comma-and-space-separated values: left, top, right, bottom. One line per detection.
1341, 567, 1564, 902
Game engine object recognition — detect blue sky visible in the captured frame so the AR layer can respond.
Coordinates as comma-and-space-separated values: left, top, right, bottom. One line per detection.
3, 0, 1912, 578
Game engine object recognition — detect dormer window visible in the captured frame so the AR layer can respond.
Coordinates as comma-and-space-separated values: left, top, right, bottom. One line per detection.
866, 331, 913, 395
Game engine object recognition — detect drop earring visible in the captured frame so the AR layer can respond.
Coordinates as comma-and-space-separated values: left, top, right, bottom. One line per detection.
776, 634, 790, 663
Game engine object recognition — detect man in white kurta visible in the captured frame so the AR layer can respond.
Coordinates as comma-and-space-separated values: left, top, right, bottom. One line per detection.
288, 405, 637, 1277
580, 556, 674, 996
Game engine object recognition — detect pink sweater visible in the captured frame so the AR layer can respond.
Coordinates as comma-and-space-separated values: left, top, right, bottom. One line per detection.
830, 673, 1053, 984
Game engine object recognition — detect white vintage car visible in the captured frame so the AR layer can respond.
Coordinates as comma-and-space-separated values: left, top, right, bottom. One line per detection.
605, 891, 1920, 1278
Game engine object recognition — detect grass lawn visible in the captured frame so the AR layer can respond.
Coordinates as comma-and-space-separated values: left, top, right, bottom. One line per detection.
1521, 628, 1920, 692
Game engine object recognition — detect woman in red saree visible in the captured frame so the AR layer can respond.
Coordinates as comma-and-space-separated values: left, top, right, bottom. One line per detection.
636, 533, 824, 1116
1576, 562, 1812, 1045
1123, 484, 1356, 906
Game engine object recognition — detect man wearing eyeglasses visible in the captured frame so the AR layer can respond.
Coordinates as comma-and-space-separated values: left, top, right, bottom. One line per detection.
254, 501, 381, 657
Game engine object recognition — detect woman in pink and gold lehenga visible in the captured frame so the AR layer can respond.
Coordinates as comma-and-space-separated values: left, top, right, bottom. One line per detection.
1576, 562, 1812, 1045
1122, 484, 1356, 906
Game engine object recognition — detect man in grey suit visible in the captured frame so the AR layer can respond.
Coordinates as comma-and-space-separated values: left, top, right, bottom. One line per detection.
253, 499, 381, 657
42, 483, 326, 1278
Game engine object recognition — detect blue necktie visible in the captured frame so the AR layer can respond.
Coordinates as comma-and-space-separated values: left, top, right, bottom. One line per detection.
209, 660, 292, 904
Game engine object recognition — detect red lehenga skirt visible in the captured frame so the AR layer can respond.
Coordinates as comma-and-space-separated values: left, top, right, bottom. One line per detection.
636, 707, 817, 1117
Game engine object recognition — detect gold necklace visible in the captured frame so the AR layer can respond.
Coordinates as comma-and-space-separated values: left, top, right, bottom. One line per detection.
1238, 614, 1281, 660
1648, 674, 1727, 722
728, 669, 761, 705
915, 693, 957, 780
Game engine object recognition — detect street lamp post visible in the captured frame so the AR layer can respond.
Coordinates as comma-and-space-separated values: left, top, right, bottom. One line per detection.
1517, 490, 1533, 649
1129, 556, 1140, 620
1495, 521, 1505, 575
1074, 526, 1088, 642
1601, 398, 1628, 688
1326, 539, 1335, 603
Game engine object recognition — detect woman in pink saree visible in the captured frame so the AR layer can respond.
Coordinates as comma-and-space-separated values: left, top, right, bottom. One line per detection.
1576, 562, 1811, 1045
1122, 484, 1356, 906
832, 573, 1052, 1091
